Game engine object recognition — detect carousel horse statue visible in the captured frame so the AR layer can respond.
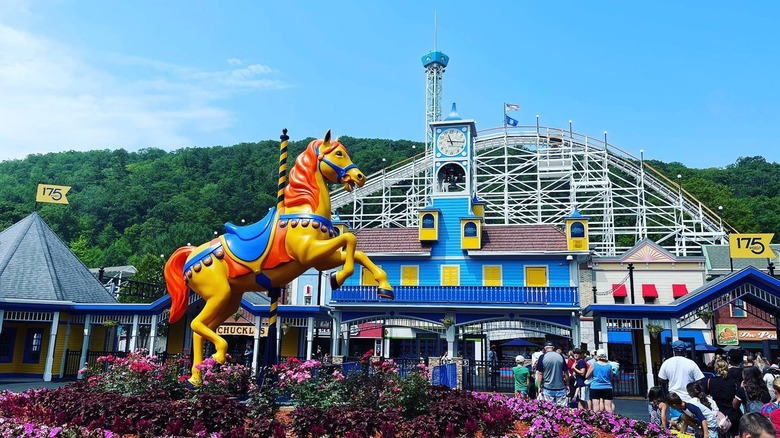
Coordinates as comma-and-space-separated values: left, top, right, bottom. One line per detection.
164, 130, 393, 385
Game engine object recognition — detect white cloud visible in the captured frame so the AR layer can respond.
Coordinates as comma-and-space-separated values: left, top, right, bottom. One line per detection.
0, 22, 289, 161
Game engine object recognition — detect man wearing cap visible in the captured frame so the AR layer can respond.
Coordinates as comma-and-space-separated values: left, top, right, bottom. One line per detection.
658, 340, 705, 403
535, 341, 569, 406
513, 355, 531, 399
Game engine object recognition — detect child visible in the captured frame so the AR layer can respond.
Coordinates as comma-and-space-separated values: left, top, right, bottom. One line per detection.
666, 392, 716, 438
512, 355, 530, 399
648, 386, 669, 431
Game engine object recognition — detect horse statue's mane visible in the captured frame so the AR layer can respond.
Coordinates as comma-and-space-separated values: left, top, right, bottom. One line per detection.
285, 138, 339, 211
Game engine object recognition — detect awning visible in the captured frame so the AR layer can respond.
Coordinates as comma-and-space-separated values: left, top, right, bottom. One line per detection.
612, 284, 627, 298
501, 338, 541, 348
660, 329, 706, 346
672, 284, 688, 298
642, 284, 658, 298
607, 331, 633, 344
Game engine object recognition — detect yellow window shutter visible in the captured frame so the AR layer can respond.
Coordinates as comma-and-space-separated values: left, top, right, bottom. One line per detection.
401, 266, 419, 286
525, 267, 547, 287
361, 267, 378, 286
483, 266, 501, 286
442, 266, 460, 286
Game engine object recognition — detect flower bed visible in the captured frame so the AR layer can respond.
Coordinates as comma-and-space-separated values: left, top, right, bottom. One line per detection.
0, 352, 675, 437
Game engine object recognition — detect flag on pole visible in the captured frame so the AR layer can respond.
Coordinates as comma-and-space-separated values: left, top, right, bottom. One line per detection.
505, 103, 520, 111
36, 183, 71, 205
505, 115, 519, 127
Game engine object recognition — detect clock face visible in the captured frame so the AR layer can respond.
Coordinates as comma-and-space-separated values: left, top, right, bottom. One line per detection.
437, 128, 467, 156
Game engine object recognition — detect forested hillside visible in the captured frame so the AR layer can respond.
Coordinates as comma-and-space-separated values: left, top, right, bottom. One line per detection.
0, 136, 419, 269
0, 139, 778, 271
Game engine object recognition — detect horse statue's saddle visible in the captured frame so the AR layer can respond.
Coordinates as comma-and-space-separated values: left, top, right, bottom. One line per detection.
223, 206, 277, 263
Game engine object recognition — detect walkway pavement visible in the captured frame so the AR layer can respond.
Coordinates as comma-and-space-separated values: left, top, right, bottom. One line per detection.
0, 379, 71, 393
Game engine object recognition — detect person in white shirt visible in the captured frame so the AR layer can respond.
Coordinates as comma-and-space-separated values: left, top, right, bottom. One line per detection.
658, 340, 705, 403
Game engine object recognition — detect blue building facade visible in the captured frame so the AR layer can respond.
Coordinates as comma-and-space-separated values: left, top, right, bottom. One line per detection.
328, 107, 589, 361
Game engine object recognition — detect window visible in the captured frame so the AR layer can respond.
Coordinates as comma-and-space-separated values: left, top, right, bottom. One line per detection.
614, 296, 626, 304
24, 328, 43, 364
401, 266, 419, 286
441, 265, 460, 286
0, 328, 16, 363
421, 213, 435, 229
361, 266, 379, 286
731, 299, 747, 317
483, 266, 502, 286
304, 285, 312, 305
525, 266, 548, 287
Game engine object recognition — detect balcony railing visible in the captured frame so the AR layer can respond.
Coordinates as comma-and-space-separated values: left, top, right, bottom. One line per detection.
331, 285, 579, 306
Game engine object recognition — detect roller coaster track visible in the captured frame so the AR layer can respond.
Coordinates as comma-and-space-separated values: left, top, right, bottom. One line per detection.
331, 125, 734, 256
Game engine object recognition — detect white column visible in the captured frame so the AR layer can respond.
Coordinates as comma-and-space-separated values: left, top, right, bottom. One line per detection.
58, 319, 72, 379
0, 309, 4, 334
642, 318, 655, 389
78, 315, 92, 379
43, 312, 60, 381
148, 314, 158, 355
445, 313, 456, 357
251, 315, 261, 375
670, 319, 679, 342
306, 317, 315, 360
572, 312, 581, 348
331, 311, 342, 357
600, 316, 609, 358
129, 315, 140, 351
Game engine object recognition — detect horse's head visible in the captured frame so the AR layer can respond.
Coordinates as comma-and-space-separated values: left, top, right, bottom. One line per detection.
316, 130, 365, 192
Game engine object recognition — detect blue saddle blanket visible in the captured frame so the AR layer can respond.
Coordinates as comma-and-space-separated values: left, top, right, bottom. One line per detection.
223, 207, 277, 262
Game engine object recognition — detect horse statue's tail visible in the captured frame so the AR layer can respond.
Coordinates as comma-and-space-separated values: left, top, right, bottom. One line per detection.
164, 246, 195, 323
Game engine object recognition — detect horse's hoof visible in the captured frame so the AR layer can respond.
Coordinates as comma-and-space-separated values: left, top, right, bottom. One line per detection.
330, 273, 341, 290
377, 288, 394, 300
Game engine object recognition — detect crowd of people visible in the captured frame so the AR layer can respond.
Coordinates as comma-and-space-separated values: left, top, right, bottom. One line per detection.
509, 341, 619, 412
651, 340, 780, 437
505, 340, 780, 437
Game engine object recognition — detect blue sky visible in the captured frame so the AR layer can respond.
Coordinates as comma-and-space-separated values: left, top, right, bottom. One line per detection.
0, 1, 777, 168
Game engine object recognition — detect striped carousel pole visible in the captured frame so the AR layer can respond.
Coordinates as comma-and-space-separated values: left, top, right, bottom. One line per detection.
261, 129, 289, 383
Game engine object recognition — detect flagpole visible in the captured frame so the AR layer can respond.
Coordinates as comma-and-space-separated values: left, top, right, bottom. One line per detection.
503, 102, 508, 136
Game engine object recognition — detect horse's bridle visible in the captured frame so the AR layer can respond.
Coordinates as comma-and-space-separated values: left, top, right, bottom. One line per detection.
316, 144, 357, 183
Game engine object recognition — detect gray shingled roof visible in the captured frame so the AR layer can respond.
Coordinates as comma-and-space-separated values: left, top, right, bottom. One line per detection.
0, 212, 117, 304
702, 244, 780, 272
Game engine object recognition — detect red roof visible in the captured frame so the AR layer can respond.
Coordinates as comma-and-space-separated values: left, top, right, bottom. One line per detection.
642, 284, 658, 298
354, 228, 431, 253
477, 225, 568, 252
672, 284, 688, 298
612, 284, 627, 298
353, 224, 568, 254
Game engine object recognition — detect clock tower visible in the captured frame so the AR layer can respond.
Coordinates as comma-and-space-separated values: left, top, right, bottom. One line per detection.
430, 103, 477, 197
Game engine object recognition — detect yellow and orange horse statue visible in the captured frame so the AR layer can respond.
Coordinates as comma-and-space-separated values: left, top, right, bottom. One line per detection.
164, 130, 393, 385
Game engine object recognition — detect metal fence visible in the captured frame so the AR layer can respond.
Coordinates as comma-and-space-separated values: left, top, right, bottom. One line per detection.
62, 350, 184, 379
461, 359, 649, 397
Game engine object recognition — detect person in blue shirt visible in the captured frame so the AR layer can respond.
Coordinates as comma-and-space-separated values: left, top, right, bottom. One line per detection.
585, 349, 614, 413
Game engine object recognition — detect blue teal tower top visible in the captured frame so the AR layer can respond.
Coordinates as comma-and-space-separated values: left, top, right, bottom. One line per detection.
421, 51, 449, 68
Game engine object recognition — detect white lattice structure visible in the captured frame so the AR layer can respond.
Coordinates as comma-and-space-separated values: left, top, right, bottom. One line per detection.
332, 125, 733, 257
